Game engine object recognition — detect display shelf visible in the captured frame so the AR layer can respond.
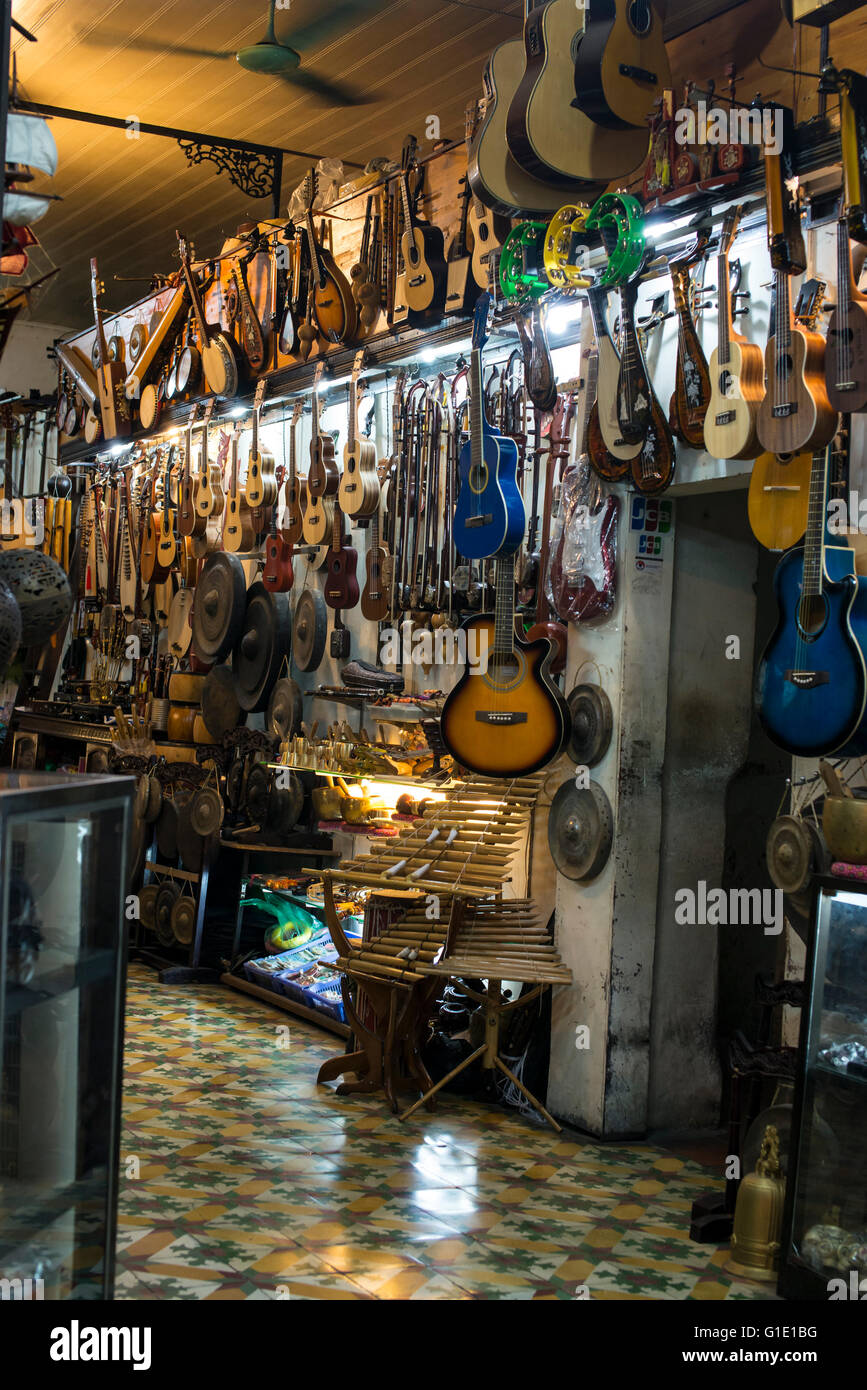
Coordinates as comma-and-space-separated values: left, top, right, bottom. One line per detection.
220, 972, 349, 1040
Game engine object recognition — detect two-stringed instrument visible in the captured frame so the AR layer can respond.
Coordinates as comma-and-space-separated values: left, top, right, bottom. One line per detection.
703, 204, 764, 461
337, 350, 379, 517
453, 293, 525, 560
757, 443, 867, 756
441, 553, 571, 776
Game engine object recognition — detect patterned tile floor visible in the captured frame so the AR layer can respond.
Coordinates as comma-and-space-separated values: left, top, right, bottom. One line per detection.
116, 965, 775, 1301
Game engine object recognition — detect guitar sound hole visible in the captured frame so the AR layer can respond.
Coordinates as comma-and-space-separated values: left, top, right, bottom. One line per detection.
627, 0, 652, 36
487, 652, 522, 687
719, 370, 733, 397
469, 464, 489, 493
798, 594, 827, 638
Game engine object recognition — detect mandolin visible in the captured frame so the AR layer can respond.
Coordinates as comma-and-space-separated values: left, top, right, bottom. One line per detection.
178, 403, 205, 538
667, 224, 712, 449
703, 205, 764, 461
299, 173, 357, 345
263, 465, 293, 594
337, 350, 379, 518
324, 505, 360, 613
244, 379, 277, 509
507, 0, 649, 189
453, 293, 525, 561
571, 0, 671, 131
825, 203, 867, 414
441, 554, 571, 776
757, 444, 867, 757
282, 400, 306, 545
224, 427, 257, 554
395, 137, 447, 326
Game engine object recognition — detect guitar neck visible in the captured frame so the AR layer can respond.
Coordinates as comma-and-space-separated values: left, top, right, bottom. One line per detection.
492, 556, 515, 655
470, 345, 485, 467
717, 250, 732, 364
802, 446, 830, 597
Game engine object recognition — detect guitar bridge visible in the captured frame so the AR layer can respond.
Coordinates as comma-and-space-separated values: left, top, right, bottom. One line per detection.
772, 404, 798, 418
464, 514, 494, 528
619, 64, 657, 84
715, 410, 736, 425
475, 711, 528, 725
784, 669, 829, 689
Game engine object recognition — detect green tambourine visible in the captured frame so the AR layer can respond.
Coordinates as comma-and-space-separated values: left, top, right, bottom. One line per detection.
499, 221, 550, 302
585, 193, 646, 289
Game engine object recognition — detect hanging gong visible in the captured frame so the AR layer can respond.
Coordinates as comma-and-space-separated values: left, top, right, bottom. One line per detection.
143, 776, 162, 823
548, 779, 614, 881
190, 784, 224, 838
154, 881, 180, 947
267, 676, 303, 742
226, 757, 245, 811
232, 582, 292, 713
293, 587, 327, 672
168, 587, 194, 658
171, 895, 197, 946
566, 683, 613, 768
271, 772, 304, 834
766, 815, 814, 896
139, 884, 160, 931
201, 664, 244, 740
191, 552, 247, 663
245, 763, 272, 826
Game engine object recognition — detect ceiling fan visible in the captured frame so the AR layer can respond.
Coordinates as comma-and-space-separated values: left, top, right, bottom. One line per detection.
82, 0, 382, 106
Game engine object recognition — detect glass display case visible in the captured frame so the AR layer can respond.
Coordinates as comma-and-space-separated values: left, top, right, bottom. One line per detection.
0, 772, 135, 1300
779, 876, 867, 1299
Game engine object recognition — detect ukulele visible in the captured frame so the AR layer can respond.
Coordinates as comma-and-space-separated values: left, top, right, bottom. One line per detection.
299, 172, 357, 344
89, 258, 128, 441
178, 403, 205, 539
453, 294, 525, 561
572, 0, 671, 131
224, 426, 257, 554
324, 504, 360, 613
244, 379, 277, 509
757, 443, 867, 757
337, 350, 379, 518
440, 553, 571, 777
526, 392, 573, 673
703, 205, 764, 461
283, 400, 306, 545
263, 465, 294, 594
152, 447, 178, 583
825, 201, 867, 413
667, 224, 712, 449
306, 364, 339, 501
395, 136, 447, 326
193, 405, 224, 523
507, 0, 649, 188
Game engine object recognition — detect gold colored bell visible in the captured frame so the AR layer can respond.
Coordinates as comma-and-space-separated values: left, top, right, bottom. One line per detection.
727, 1124, 786, 1282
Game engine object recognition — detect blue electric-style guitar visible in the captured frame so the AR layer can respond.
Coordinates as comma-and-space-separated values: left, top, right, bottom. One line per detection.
453, 293, 525, 560
757, 443, 867, 757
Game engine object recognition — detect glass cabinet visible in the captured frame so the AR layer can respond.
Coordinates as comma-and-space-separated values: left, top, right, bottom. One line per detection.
779, 876, 867, 1299
0, 772, 134, 1300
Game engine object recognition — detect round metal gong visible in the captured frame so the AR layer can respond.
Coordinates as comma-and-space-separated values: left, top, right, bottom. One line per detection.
190, 785, 224, 838
171, 895, 196, 946
232, 582, 292, 713
548, 779, 614, 882
566, 683, 613, 768
155, 881, 180, 947
267, 676, 303, 741
766, 815, 813, 895
293, 587, 327, 672
245, 763, 272, 825
191, 552, 247, 663
201, 664, 244, 740
271, 772, 304, 833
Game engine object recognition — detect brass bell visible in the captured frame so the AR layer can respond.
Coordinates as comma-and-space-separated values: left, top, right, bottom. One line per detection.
726, 1124, 786, 1282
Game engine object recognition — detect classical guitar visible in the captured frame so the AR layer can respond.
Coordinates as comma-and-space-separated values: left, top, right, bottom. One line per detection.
263, 466, 294, 594
324, 505, 360, 613
395, 137, 447, 326
178, 403, 205, 539
757, 444, 867, 757
282, 400, 306, 546
89, 259, 127, 441
572, 0, 671, 131
177, 233, 241, 398
826, 202, 867, 413
703, 205, 764, 461
337, 350, 379, 518
441, 554, 571, 776
453, 293, 525, 561
507, 0, 649, 188
299, 173, 357, 345
153, 446, 178, 583
244, 379, 277, 509
224, 427, 257, 554
667, 223, 712, 449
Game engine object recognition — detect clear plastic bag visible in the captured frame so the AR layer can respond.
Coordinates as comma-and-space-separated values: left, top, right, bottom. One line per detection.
287, 158, 344, 221
548, 457, 618, 622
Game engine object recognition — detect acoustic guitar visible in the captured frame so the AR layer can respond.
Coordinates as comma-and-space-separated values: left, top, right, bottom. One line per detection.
826, 202, 867, 413
703, 205, 764, 461
756, 265, 837, 456
223, 427, 257, 554
572, 0, 671, 131
757, 444, 867, 757
337, 350, 379, 518
395, 137, 447, 326
507, 0, 649, 188
453, 293, 525, 561
440, 554, 571, 777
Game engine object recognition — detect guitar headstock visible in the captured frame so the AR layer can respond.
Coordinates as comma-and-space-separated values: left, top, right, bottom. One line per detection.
719, 205, 743, 258
472, 291, 493, 352
292, 400, 304, 427
90, 259, 104, 308
217, 430, 231, 468
299, 172, 315, 213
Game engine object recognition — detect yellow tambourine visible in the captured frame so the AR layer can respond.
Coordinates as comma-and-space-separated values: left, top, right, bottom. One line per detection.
543, 204, 592, 289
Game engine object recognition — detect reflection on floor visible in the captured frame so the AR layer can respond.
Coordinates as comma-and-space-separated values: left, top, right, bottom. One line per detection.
116, 965, 774, 1301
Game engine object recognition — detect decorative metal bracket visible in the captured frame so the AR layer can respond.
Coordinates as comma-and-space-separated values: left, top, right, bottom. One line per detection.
177, 139, 282, 206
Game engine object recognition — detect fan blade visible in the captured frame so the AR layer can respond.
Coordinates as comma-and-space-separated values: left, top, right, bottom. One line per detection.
281, 1, 385, 56
78, 28, 237, 61
276, 68, 373, 107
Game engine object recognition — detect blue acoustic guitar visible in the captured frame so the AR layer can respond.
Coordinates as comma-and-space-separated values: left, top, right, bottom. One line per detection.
757, 443, 867, 757
453, 292, 525, 560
